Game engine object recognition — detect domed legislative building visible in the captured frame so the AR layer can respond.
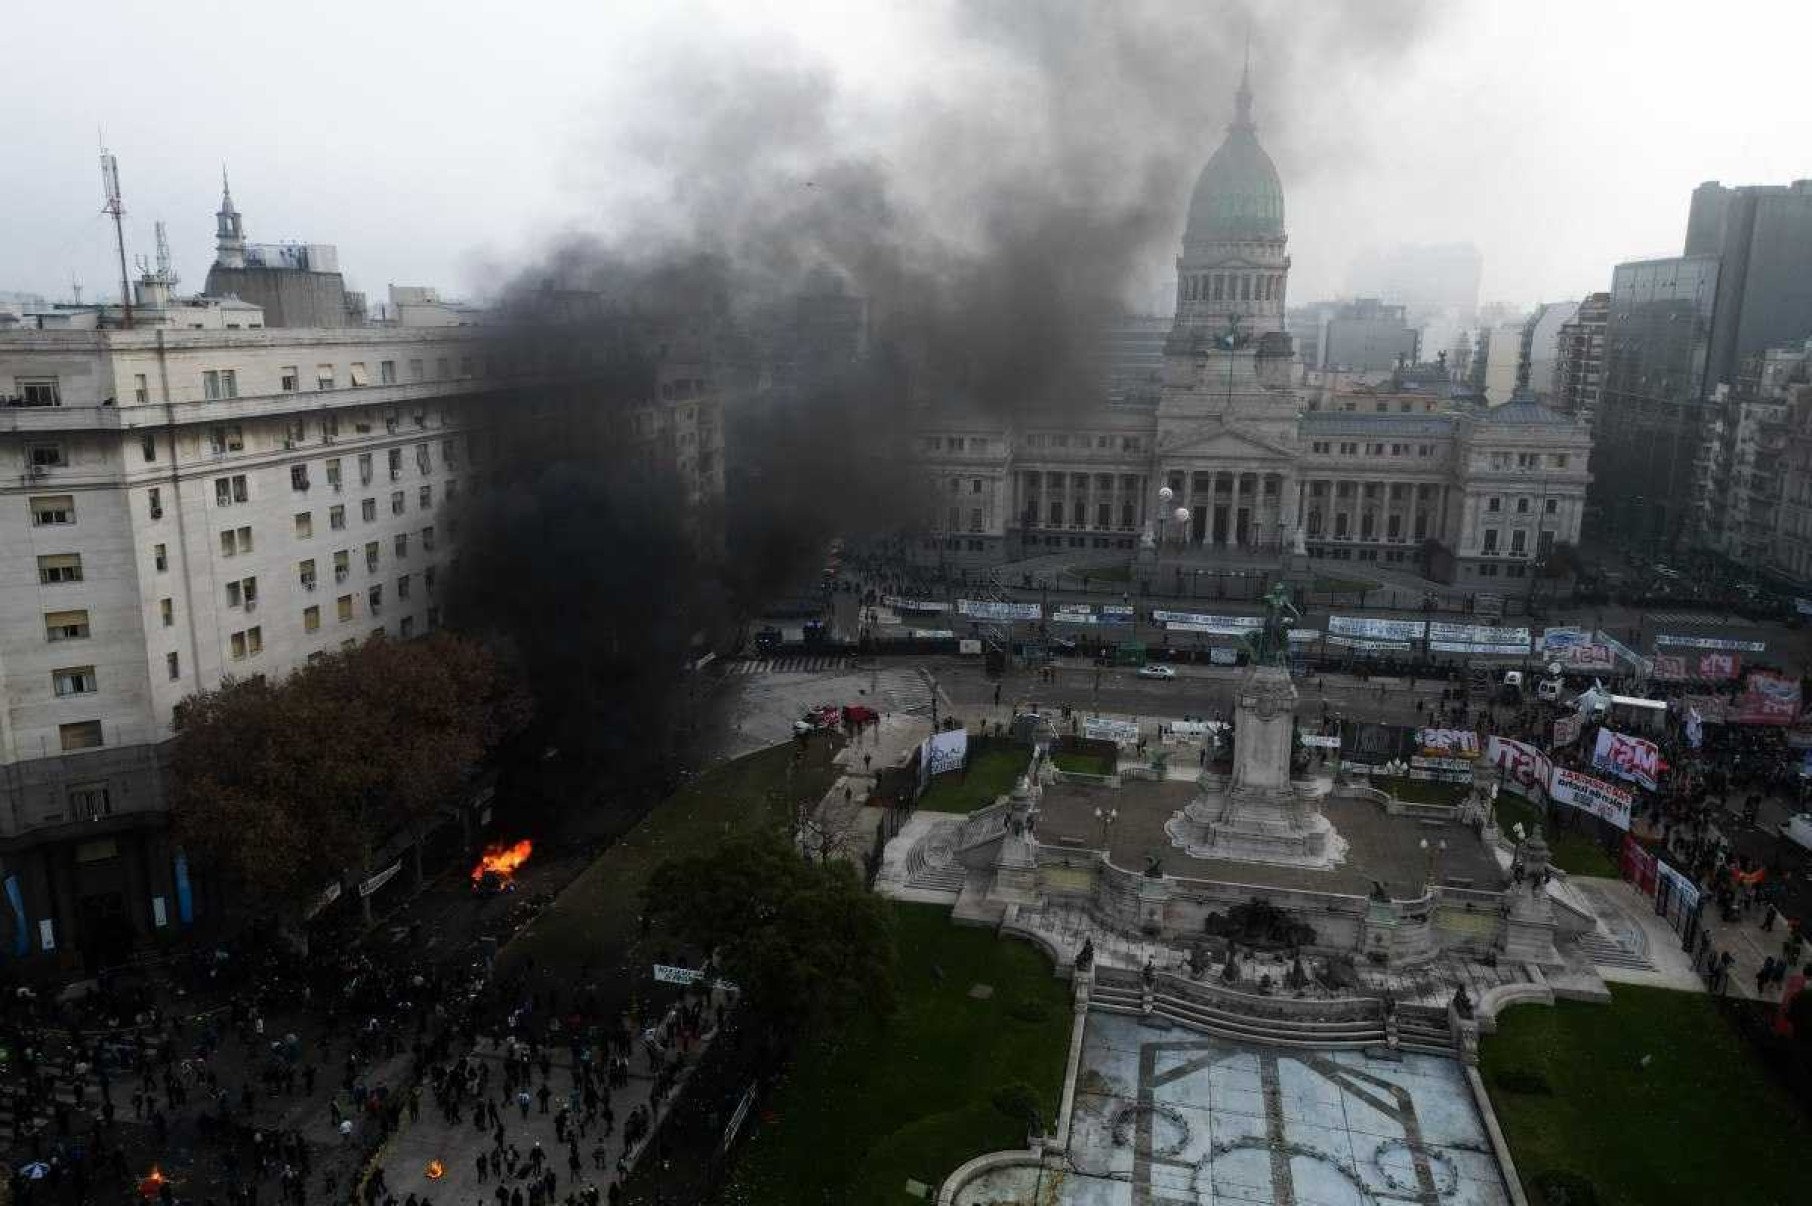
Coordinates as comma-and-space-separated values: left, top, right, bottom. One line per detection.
915, 68, 1591, 587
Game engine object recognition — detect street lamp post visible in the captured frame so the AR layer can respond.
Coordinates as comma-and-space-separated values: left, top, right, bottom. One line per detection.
1094, 805, 1119, 851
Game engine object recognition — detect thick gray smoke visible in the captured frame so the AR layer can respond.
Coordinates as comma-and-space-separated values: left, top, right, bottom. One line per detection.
448, 1, 1437, 786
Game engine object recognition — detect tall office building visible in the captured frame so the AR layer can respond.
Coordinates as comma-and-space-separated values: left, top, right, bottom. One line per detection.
1553, 293, 1609, 416
1589, 179, 1812, 552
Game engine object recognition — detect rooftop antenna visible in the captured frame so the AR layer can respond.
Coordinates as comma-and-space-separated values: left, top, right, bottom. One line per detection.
99, 138, 133, 329
154, 220, 178, 286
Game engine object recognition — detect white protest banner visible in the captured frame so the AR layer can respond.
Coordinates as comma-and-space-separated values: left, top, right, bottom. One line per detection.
1548, 767, 1633, 830
1591, 728, 1664, 791
358, 861, 403, 898
1328, 616, 1426, 642
1416, 728, 1480, 759
1485, 735, 1552, 796
1655, 633, 1766, 653
1153, 611, 1262, 635
1326, 636, 1414, 653
1050, 610, 1101, 625
957, 599, 1042, 622
1299, 734, 1342, 749
1552, 713, 1583, 749
922, 728, 969, 777
882, 597, 950, 613
1101, 605, 1136, 624
1209, 647, 1239, 665
1558, 644, 1616, 671
1541, 627, 1589, 650
1428, 623, 1532, 656
1082, 717, 1140, 744
653, 965, 739, 990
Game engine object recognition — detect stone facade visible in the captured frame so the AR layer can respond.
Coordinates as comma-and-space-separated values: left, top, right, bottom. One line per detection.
915, 77, 1592, 585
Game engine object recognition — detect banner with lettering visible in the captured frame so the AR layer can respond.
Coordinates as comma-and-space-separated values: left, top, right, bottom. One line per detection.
1736, 671, 1803, 726
1485, 735, 1552, 796
1678, 694, 1729, 724
1654, 652, 1742, 681
1416, 728, 1480, 759
1552, 713, 1583, 749
1591, 728, 1664, 791
957, 599, 1042, 622
1428, 623, 1532, 656
1621, 834, 1658, 897
1548, 767, 1633, 830
1328, 616, 1426, 642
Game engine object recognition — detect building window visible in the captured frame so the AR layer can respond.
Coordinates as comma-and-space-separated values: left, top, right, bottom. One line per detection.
209, 424, 244, 453
334, 550, 350, 581
349, 362, 369, 387
299, 558, 317, 590
400, 616, 415, 638
316, 364, 335, 391
31, 494, 75, 526
368, 584, 383, 613
380, 360, 397, 385
359, 498, 375, 523
53, 666, 97, 697
134, 373, 150, 404
1516, 497, 1530, 514
45, 610, 90, 641
1486, 497, 1501, 513
19, 378, 62, 407
38, 553, 82, 584
1553, 454, 1569, 469
1545, 498, 1559, 515
59, 721, 104, 752
394, 533, 409, 559
219, 525, 253, 556
331, 504, 347, 530
337, 594, 354, 622
391, 491, 405, 516
325, 458, 343, 492
416, 444, 431, 474
409, 359, 425, 382
291, 465, 311, 492
281, 365, 300, 392
397, 574, 412, 601
421, 526, 436, 552
389, 449, 403, 480
160, 598, 173, 627
294, 511, 313, 539
166, 652, 180, 681
27, 442, 66, 469
365, 541, 380, 572
202, 369, 239, 400
1482, 529, 1499, 553
1511, 529, 1527, 554
214, 475, 249, 506
304, 605, 322, 633
359, 453, 374, 485
418, 484, 432, 509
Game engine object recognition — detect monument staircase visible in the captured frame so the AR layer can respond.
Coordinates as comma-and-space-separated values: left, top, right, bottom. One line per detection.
1088, 966, 1458, 1058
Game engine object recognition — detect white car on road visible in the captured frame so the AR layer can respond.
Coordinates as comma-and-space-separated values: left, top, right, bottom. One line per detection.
1137, 663, 1177, 680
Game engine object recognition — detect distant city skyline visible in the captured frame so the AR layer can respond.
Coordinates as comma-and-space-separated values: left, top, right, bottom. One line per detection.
4, 1, 1809, 316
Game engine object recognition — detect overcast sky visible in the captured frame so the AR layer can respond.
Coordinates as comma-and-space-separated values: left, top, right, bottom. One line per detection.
5, 0, 1809, 316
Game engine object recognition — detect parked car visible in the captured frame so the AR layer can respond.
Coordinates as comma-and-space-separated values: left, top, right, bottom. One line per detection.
1137, 663, 1177, 680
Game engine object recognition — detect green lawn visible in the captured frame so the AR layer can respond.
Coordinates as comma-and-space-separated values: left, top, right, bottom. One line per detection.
721, 903, 1073, 1204
917, 745, 1030, 813
1052, 750, 1116, 777
1495, 795, 1619, 878
1482, 986, 1812, 1205
498, 734, 843, 980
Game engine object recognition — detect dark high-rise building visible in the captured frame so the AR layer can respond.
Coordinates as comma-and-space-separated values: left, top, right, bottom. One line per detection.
1688, 180, 1812, 388
1589, 257, 1719, 550
1588, 179, 1812, 553
1554, 292, 1609, 415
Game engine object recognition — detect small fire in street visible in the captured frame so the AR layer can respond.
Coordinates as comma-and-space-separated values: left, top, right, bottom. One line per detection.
425, 1161, 446, 1180
138, 1167, 168, 1198
471, 839, 533, 893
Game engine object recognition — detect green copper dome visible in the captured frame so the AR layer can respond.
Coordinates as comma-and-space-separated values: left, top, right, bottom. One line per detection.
1184, 74, 1285, 242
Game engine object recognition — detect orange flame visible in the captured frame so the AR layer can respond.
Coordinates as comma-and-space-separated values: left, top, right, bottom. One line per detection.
425, 1161, 445, 1180
472, 839, 533, 884
138, 1168, 167, 1198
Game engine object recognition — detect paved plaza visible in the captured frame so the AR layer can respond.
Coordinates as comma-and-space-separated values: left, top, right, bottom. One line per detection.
958, 1012, 1513, 1206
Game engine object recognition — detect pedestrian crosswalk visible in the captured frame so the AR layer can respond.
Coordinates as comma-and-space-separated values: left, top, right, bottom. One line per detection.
723, 656, 853, 675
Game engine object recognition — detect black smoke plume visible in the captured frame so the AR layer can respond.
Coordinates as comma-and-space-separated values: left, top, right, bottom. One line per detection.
446, 2, 1438, 787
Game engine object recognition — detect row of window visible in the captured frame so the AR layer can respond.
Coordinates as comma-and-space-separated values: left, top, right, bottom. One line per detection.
1180, 270, 1283, 304
1480, 529, 1559, 556
1020, 472, 1143, 491
1486, 451, 1570, 471
193, 355, 479, 403
1309, 441, 1437, 458
1306, 512, 1430, 541
1308, 481, 1438, 501
1485, 496, 1561, 515
1021, 501, 1140, 529
210, 443, 456, 506
1023, 433, 1145, 453
291, 490, 447, 537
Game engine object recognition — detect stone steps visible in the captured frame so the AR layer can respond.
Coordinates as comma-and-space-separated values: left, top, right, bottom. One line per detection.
1576, 931, 1655, 972
1089, 985, 1393, 1051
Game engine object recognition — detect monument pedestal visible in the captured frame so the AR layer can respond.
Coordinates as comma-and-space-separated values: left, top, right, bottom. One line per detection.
1164, 663, 1347, 870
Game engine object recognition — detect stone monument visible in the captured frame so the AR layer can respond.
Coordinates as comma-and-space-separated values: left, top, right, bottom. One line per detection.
1165, 585, 1346, 869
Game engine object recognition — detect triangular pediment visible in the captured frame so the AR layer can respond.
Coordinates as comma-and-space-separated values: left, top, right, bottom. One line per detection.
1158, 417, 1297, 461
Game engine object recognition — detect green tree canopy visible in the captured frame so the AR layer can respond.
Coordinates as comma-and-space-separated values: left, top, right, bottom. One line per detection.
171, 632, 527, 917
642, 834, 896, 1041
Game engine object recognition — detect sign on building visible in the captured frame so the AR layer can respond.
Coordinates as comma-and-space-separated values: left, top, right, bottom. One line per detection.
1548, 767, 1633, 830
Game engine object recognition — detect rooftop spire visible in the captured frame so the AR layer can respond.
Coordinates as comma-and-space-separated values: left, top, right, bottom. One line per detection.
214, 163, 245, 269
1233, 35, 1254, 131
